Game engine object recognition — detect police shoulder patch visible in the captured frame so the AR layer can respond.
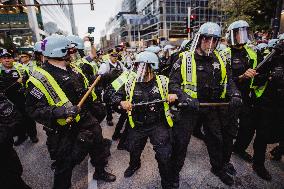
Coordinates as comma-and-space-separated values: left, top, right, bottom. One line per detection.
173, 62, 180, 70
30, 87, 44, 99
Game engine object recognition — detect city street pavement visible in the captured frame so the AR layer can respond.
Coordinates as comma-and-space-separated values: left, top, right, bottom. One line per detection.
16, 113, 284, 189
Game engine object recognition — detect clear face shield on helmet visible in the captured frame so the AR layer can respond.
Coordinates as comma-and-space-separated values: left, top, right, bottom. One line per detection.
132, 62, 155, 82
229, 27, 250, 45
190, 33, 220, 56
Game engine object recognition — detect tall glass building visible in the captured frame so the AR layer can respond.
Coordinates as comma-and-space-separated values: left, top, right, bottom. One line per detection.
121, 0, 137, 13
0, 0, 76, 50
136, 0, 225, 44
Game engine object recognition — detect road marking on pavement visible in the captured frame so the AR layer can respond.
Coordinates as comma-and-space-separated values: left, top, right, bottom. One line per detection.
88, 158, 97, 189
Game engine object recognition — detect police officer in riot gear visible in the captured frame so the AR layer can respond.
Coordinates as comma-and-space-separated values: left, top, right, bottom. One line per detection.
0, 50, 38, 145
168, 22, 242, 186
112, 51, 174, 189
25, 35, 116, 189
67, 35, 100, 82
270, 33, 284, 161
0, 93, 31, 189
98, 49, 126, 126
221, 20, 259, 163
250, 36, 284, 180
67, 35, 106, 123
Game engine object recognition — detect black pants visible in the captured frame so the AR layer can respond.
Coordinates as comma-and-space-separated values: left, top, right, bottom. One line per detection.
253, 105, 284, 165
106, 103, 113, 122
127, 123, 172, 186
171, 107, 237, 177
47, 113, 109, 189
0, 146, 31, 189
171, 109, 196, 181
114, 112, 127, 135
233, 104, 256, 152
20, 114, 37, 138
201, 107, 238, 171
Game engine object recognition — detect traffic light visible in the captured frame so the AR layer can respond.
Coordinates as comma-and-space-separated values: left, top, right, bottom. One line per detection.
90, 0, 94, 11
190, 15, 196, 29
88, 27, 95, 34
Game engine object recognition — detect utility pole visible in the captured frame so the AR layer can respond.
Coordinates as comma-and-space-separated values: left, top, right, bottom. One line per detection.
162, 0, 167, 40
188, 7, 191, 39
68, 0, 77, 35
272, 0, 283, 38
25, 0, 40, 41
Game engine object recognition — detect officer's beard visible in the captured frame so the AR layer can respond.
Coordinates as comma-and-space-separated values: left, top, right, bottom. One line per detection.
63, 54, 71, 66
197, 47, 213, 57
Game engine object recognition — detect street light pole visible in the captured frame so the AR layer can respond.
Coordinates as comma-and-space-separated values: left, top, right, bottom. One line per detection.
162, 0, 167, 40
25, 0, 40, 41
272, 0, 283, 38
188, 7, 191, 39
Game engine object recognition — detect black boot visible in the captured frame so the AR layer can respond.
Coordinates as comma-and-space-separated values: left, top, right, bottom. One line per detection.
117, 141, 127, 150
270, 146, 282, 161
124, 164, 141, 178
211, 167, 234, 186
224, 163, 237, 176
107, 120, 114, 126
30, 136, 39, 143
112, 131, 121, 141
192, 128, 205, 141
171, 175, 179, 189
14, 135, 28, 146
93, 170, 116, 182
252, 164, 272, 181
233, 149, 253, 163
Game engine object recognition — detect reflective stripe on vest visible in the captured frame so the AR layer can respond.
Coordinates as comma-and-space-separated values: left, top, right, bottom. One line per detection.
112, 71, 137, 92
70, 64, 97, 101
76, 58, 99, 76
221, 45, 266, 98
125, 75, 173, 128
181, 50, 227, 99
244, 45, 267, 98
27, 67, 80, 126
13, 62, 24, 77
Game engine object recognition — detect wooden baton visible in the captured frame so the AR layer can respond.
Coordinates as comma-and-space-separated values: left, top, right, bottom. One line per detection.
66, 75, 101, 124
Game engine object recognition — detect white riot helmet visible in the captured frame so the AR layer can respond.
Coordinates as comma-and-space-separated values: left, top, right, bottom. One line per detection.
42, 35, 71, 58
227, 20, 250, 46
33, 41, 43, 53
133, 51, 159, 82
278, 33, 284, 42
145, 45, 161, 54
163, 45, 175, 51
267, 39, 279, 49
217, 43, 227, 51
256, 43, 268, 52
66, 35, 84, 50
190, 22, 222, 56
180, 39, 191, 51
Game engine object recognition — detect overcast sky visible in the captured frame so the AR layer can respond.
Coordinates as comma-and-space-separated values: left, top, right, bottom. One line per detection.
73, 0, 122, 44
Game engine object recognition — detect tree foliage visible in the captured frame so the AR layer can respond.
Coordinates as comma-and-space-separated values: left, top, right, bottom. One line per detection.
209, 0, 277, 31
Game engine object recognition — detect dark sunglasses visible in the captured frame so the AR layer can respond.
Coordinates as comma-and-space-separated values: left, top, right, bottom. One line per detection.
202, 36, 219, 43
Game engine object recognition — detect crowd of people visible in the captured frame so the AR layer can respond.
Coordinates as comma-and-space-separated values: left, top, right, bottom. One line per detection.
0, 19, 284, 189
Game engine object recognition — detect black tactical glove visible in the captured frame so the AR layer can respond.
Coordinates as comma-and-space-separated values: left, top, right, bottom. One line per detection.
52, 105, 80, 119
178, 97, 199, 111
229, 93, 242, 109
271, 66, 284, 80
